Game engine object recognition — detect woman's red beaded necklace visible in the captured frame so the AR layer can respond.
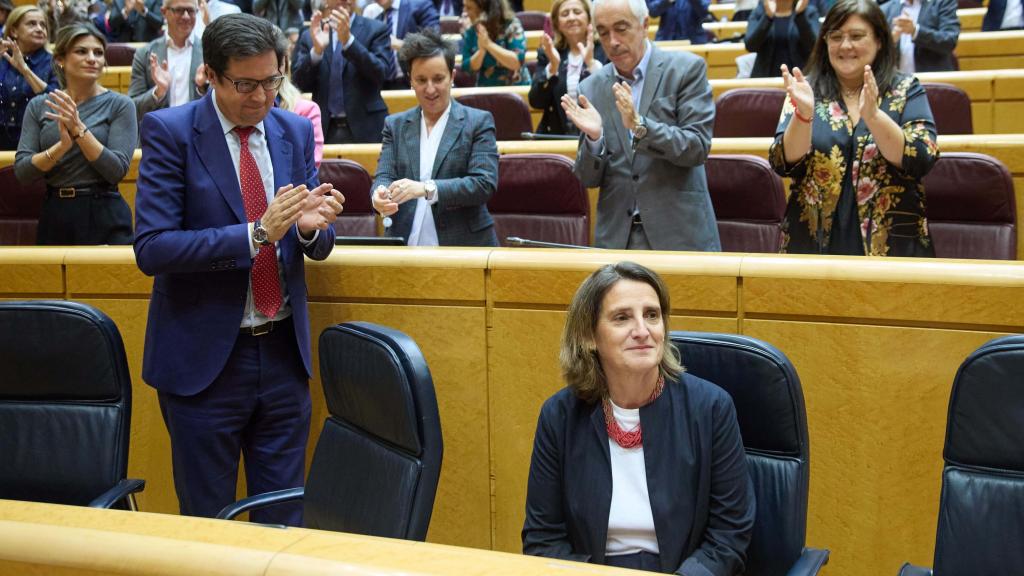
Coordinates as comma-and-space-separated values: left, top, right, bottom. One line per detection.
602, 375, 665, 449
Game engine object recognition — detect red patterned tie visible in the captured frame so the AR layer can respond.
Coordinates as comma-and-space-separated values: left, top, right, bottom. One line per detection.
235, 126, 283, 319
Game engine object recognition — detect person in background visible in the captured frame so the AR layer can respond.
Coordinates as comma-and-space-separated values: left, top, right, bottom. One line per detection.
128, 0, 206, 123
522, 261, 755, 574
0, 0, 12, 36
193, 0, 241, 39
1, 6, 58, 150
254, 0, 303, 33
881, 0, 959, 73
770, 0, 938, 256
561, 0, 720, 251
372, 29, 499, 246
647, 0, 709, 44
529, 0, 606, 135
982, 0, 1023, 31
432, 0, 460, 17
39, 0, 90, 35
744, 0, 820, 78
278, 50, 324, 167
460, 0, 529, 86
370, 0, 438, 89
108, 0, 165, 41
291, 0, 391, 143
15, 22, 137, 245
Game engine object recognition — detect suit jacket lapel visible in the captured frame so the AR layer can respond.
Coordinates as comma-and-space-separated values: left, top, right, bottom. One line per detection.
194, 94, 246, 224
264, 111, 295, 260
588, 403, 612, 564
406, 108, 422, 178
431, 101, 462, 178
639, 46, 666, 119
601, 67, 632, 163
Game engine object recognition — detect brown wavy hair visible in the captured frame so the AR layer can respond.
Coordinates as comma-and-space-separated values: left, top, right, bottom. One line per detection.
560, 261, 682, 404
805, 0, 898, 102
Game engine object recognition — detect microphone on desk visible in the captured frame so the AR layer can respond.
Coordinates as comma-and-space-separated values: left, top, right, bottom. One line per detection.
506, 237, 594, 249
520, 132, 579, 141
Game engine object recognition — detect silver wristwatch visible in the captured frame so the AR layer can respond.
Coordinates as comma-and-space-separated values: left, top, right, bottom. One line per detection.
252, 219, 272, 246
631, 115, 648, 141
424, 180, 438, 201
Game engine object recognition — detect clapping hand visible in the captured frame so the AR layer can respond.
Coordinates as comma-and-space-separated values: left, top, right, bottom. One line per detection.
310, 11, 330, 54
781, 64, 813, 120
297, 183, 345, 236
540, 33, 560, 76
560, 93, 602, 140
579, 26, 599, 72
1, 39, 27, 74
794, 0, 809, 14
475, 22, 491, 49
763, 0, 776, 18
892, 11, 916, 37
329, 6, 352, 46
859, 65, 879, 124
43, 90, 86, 146
149, 53, 170, 100
612, 81, 637, 132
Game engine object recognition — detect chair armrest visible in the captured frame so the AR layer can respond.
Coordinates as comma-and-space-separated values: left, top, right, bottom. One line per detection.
785, 547, 830, 576
88, 478, 146, 509
216, 487, 305, 520
898, 563, 933, 576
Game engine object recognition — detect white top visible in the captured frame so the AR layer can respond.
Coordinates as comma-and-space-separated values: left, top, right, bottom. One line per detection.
193, 0, 241, 41
566, 51, 584, 101
897, 0, 923, 74
408, 103, 449, 246
1001, 0, 1024, 29
166, 34, 194, 108
605, 400, 660, 557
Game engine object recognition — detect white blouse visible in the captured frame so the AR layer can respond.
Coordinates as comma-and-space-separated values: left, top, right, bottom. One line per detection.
605, 400, 660, 556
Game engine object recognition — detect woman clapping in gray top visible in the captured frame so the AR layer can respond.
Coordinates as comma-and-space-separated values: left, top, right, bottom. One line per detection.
15, 22, 137, 245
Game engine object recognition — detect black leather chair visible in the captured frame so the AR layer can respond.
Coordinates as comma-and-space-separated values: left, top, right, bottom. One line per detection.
897, 335, 1024, 576
669, 332, 829, 576
218, 322, 443, 540
0, 301, 145, 509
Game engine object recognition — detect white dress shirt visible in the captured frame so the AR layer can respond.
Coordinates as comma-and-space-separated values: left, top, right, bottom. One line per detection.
897, 0, 923, 74
192, 0, 241, 40
1001, 0, 1024, 29
566, 51, 584, 100
605, 400, 660, 556
166, 33, 194, 108
407, 103, 449, 246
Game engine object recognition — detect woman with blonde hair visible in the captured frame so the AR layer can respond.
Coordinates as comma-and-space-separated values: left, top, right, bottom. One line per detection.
0, 5, 58, 150
15, 22, 137, 245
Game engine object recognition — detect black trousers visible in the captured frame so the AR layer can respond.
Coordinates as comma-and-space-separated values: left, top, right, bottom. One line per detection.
37, 189, 133, 245
325, 117, 357, 144
605, 551, 662, 571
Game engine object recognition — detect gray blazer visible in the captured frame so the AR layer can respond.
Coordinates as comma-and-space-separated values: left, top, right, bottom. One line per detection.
576, 45, 721, 251
127, 36, 205, 124
372, 100, 499, 247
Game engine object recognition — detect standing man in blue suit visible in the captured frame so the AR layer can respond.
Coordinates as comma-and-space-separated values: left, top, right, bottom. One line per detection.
134, 13, 345, 525
647, 0, 710, 44
371, 0, 439, 89
292, 0, 392, 143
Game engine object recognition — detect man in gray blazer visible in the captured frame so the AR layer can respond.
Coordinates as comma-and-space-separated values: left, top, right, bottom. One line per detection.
563, 0, 720, 251
128, 0, 206, 123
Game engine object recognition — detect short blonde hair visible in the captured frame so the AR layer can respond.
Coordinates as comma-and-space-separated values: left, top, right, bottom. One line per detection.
549, 0, 594, 51
4, 6, 46, 42
559, 261, 682, 404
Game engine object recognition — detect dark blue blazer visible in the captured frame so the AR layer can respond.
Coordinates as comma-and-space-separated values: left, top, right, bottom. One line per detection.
394, 0, 440, 38
743, 2, 820, 78
372, 100, 499, 246
648, 0, 710, 43
982, 0, 1018, 30
133, 93, 335, 396
881, 0, 960, 72
523, 374, 756, 576
291, 14, 391, 143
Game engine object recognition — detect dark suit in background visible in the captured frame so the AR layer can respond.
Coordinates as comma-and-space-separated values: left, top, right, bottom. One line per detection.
523, 375, 756, 575
528, 44, 607, 135
743, 2, 819, 78
431, 0, 462, 17
372, 100, 500, 246
882, 0, 959, 72
575, 45, 720, 251
982, 0, 1024, 30
108, 0, 165, 42
127, 36, 205, 123
134, 93, 335, 524
254, 0, 304, 31
291, 15, 391, 143
378, 0, 439, 88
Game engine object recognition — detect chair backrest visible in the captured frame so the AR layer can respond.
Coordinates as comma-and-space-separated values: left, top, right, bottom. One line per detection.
105, 43, 137, 66
318, 159, 377, 237
670, 332, 810, 576
439, 16, 461, 35
491, 153, 590, 246
0, 301, 133, 506
455, 92, 533, 141
705, 154, 786, 253
922, 82, 972, 135
923, 152, 1016, 260
515, 10, 548, 31
0, 165, 46, 245
714, 88, 786, 138
310, 322, 443, 540
933, 335, 1024, 573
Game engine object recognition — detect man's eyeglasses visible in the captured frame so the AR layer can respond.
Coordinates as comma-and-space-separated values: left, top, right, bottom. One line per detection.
826, 31, 872, 45
221, 73, 286, 94
167, 6, 198, 16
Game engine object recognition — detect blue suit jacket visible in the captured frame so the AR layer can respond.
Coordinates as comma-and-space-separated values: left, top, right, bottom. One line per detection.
522, 375, 756, 576
291, 14, 392, 143
648, 0, 710, 43
881, 0, 960, 72
372, 100, 499, 246
395, 0, 440, 38
133, 93, 335, 396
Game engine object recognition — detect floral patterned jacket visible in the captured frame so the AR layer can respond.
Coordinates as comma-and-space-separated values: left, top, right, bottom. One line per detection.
769, 74, 939, 257
461, 18, 532, 87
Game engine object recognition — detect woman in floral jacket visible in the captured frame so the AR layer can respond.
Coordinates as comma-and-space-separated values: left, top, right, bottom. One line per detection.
769, 0, 938, 257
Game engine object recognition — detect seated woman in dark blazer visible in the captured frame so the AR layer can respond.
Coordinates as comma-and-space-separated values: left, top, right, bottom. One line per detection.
523, 261, 755, 575
744, 0, 820, 78
372, 29, 499, 246
528, 0, 606, 136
